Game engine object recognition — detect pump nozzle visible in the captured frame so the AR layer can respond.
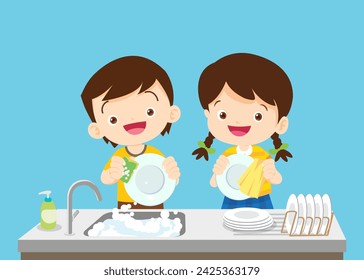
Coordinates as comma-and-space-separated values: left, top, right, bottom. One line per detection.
39, 190, 52, 202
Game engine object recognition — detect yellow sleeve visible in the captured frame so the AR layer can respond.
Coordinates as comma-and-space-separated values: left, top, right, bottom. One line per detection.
222, 146, 237, 157
144, 145, 165, 157
251, 146, 271, 160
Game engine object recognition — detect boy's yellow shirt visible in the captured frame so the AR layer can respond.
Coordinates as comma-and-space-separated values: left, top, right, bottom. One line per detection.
104, 146, 164, 202
222, 145, 272, 197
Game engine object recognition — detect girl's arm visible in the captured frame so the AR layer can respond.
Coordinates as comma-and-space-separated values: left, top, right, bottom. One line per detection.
210, 155, 229, 187
210, 174, 217, 187
262, 159, 283, 184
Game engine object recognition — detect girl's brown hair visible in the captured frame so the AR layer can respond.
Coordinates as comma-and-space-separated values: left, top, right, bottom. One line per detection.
81, 56, 174, 147
192, 53, 293, 161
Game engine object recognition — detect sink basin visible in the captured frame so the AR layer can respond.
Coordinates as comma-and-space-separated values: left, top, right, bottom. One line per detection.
84, 211, 186, 237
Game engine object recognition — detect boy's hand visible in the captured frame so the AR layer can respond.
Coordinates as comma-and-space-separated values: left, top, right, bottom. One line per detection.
109, 156, 126, 180
210, 155, 229, 187
162, 156, 181, 185
262, 159, 282, 184
101, 156, 125, 184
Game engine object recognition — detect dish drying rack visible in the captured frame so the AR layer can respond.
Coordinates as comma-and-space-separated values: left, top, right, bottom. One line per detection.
281, 210, 334, 236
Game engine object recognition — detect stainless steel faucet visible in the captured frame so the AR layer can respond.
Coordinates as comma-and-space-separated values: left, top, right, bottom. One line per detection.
66, 180, 102, 235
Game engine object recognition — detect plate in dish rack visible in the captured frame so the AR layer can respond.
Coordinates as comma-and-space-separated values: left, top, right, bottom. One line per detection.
310, 194, 323, 235
285, 194, 298, 234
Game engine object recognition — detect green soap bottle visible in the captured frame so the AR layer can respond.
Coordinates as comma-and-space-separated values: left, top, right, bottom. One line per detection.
38, 190, 57, 230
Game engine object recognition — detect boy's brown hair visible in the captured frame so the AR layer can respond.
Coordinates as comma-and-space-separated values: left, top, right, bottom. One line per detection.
81, 56, 174, 147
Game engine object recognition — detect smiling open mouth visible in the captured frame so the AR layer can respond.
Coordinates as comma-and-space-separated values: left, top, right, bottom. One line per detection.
123, 121, 146, 135
228, 125, 251, 137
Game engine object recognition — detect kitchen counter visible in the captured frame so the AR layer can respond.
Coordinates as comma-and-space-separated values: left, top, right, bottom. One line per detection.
18, 209, 346, 260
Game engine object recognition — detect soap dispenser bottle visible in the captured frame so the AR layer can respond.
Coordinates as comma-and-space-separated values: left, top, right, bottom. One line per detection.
38, 190, 57, 230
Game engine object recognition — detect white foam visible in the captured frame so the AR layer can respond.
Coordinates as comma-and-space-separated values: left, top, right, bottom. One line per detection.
88, 210, 182, 237
119, 204, 132, 211
160, 210, 170, 220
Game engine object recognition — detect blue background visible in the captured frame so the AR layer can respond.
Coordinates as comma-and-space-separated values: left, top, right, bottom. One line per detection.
1, 1, 363, 260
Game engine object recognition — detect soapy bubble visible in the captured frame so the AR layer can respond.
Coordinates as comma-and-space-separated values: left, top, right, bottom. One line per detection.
173, 218, 181, 224
161, 219, 171, 228
88, 222, 105, 237
94, 222, 105, 231
145, 219, 161, 233
89, 210, 183, 237
119, 204, 131, 212
173, 223, 183, 233
160, 210, 170, 220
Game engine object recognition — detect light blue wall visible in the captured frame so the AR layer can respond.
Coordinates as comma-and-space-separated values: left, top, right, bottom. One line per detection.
1, 1, 363, 259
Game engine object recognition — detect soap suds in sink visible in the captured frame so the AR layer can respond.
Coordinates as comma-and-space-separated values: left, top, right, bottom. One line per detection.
88, 209, 183, 237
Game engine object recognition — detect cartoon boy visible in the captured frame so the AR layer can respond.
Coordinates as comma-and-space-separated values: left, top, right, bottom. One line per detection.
81, 56, 181, 209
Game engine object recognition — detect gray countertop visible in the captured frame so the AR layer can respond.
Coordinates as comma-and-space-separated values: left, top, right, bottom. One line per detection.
18, 209, 346, 253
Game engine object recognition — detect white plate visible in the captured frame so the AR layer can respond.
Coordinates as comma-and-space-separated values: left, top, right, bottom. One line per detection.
319, 194, 332, 235
224, 219, 273, 231
224, 208, 271, 224
311, 194, 323, 235
223, 217, 273, 228
297, 194, 307, 218
124, 154, 176, 206
285, 194, 298, 234
302, 194, 315, 235
305, 194, 315, 219
223, 215, 272, 226
292, 194, 306, 235
322, 194, 332, 218
216, 154, 254, 200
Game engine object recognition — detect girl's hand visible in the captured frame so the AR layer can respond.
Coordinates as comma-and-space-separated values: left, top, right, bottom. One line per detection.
213, 155, 229, 175
163, 156, 181, 185
210, 155, 229, 187
262, 159, 282, 184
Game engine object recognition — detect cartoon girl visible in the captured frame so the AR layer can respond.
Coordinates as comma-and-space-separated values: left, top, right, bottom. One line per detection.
192, 53, 293, 209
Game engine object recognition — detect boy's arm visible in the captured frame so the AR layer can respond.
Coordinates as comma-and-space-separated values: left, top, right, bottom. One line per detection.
101, 156, 125, 185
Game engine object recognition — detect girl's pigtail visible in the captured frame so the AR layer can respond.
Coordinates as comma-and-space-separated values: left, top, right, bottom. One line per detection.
271, 133, 292, 162
192, 132, 215, 161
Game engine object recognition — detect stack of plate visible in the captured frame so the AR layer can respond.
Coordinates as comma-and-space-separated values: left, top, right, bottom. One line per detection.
223, 208, 274, 231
